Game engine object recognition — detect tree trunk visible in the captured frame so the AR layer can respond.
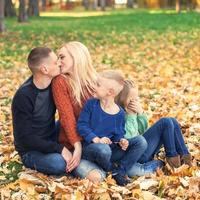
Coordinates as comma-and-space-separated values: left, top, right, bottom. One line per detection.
176, 0, 181, 12
127, 0, 134, 8
18, 0, 28, 22
92, 0, 98, 10
41, 0, 46, 11
100, 0, 106, 10
28, 0, 39, 16
83, 0, 90, 10
4, 0, 16, 17
0, 0, 5, 32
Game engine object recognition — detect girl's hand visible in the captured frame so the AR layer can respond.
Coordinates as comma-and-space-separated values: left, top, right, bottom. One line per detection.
127, 99, 143, 114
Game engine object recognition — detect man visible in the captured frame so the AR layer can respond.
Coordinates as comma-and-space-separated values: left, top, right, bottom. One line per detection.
12, 47, 73, 175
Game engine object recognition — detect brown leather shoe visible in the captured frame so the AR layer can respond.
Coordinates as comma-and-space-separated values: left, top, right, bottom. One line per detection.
181, 154, 192, 167
166, 155, 181, 169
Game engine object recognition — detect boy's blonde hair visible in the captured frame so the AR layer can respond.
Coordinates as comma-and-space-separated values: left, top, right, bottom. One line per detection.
61, 41, 98, 107
99, 70, 125, 96
115, 79, 137, 109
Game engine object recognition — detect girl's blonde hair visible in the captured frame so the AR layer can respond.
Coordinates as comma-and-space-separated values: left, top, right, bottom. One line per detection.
62, 41, 98, 106
115, 79, 137, 109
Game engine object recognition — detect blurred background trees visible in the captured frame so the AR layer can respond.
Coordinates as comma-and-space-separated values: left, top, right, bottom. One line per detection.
1, 0, 200, 33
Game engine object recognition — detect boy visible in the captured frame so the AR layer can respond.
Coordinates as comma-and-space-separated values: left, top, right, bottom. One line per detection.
77, 70, 147, 186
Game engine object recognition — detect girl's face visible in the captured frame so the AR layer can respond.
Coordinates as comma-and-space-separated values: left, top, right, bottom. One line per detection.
125, 87, 139, 108
58, 47, 74, 74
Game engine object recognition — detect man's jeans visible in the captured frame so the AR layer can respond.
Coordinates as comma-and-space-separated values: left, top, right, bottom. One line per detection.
21, 151, 105, 179
21, 121, 106, 180
82, 135, 148, 173
139, 117, 190, 163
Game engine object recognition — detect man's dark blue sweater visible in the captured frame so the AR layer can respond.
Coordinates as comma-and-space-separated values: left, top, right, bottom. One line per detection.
12, 76, 63, 156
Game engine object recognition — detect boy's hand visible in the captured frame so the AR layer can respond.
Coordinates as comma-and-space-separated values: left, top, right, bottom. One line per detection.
119, 138, 129, 151
99, 137, 112, 144
92, 137, 100, 143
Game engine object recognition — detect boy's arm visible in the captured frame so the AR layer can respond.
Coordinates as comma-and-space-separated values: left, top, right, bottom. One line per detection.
137, 114, 148, 134
112, 111, 126, 142
77, 100, 97, 143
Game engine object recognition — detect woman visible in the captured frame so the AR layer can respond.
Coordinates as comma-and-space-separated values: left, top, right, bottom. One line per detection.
52, 41, 106, 182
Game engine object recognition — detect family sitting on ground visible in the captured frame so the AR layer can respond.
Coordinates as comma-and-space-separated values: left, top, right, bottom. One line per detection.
12, 42, 192, 186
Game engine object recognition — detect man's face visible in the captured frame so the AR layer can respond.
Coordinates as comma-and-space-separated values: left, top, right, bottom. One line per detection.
43, 51, 61, 78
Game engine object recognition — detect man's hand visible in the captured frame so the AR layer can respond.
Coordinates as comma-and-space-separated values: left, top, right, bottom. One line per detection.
67, 142, 82, 172
119, 138, 129, 151
61, 147, 72, 172
99, 137, 112, 144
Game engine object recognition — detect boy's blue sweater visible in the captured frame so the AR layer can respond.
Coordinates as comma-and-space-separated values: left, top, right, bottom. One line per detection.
77, 98, 125, 144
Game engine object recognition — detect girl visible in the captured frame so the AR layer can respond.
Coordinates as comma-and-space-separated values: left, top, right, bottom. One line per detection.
116, 79, 192, 175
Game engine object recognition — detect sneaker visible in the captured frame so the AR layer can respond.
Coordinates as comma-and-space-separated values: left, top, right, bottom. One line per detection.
111, 165, 131, 186
166, 155, 181, 169
181, 154, 192, 167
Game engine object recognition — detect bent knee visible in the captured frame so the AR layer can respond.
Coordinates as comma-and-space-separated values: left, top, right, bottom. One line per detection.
86, 169, 105, 183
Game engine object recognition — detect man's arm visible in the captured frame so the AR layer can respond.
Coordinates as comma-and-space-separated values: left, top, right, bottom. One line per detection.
12, 92, 63, 154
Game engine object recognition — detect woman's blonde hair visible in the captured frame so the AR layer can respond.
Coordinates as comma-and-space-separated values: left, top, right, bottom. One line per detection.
62, 41, 98, 106
115, 79, 137, 109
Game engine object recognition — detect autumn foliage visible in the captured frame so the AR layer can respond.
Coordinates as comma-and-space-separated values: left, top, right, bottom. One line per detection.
0, 11, 200, 199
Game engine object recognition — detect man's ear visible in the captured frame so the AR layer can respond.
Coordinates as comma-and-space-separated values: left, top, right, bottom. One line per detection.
39, 65, 48, 75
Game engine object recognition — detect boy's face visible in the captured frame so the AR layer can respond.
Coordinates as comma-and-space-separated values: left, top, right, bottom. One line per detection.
94, 77, 119, 100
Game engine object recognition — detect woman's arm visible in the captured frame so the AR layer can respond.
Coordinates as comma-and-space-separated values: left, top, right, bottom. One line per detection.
52, 75, 82, 147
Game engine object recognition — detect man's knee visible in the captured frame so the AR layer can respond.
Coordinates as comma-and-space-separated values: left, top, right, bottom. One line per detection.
48, 154, 66, 175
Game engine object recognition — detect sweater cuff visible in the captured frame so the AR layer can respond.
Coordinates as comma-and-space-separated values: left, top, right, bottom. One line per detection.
85, 133, 97, 143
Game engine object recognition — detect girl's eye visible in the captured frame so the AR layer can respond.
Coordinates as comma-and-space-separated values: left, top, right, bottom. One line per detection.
59, 56, 65, 60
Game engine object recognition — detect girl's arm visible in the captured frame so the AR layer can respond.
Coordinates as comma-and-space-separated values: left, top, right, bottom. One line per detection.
125, 114, 139, 139
137, 114, 148, 134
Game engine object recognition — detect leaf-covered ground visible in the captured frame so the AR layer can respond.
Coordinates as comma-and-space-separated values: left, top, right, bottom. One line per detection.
0, 10, 200, 199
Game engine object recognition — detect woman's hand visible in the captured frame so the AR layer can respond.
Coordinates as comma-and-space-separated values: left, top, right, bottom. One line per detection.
67, 142, 82, 172
61, 147, 73, 172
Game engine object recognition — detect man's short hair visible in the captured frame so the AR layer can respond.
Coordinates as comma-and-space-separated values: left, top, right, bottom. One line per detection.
27, 47, 52, 73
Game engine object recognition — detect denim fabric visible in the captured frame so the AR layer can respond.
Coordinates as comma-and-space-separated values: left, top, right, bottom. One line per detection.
21, 121, 106, 180
82, 135, 147, 173
127, 160, 164, 177
21, 151, 106, 179
139, 117, 190, 163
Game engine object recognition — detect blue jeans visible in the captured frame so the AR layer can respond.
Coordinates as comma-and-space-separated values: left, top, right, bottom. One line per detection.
127, 160, 164, 177
139, 117, 190, 163
21, 121, 106, 180
21, 151, 105, 179
82, 135, 147, 173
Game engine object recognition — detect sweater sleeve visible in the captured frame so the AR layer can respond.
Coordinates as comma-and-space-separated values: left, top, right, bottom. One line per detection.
12, 92, 64, 154
52, 75, 81, 146
137, 114, 148, 135
113, 110, 126, 142
77, 100, 97, 143
125, 114, 139, 139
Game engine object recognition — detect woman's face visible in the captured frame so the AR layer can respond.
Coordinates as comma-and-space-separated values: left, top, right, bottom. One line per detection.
58, 47, 74, 74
